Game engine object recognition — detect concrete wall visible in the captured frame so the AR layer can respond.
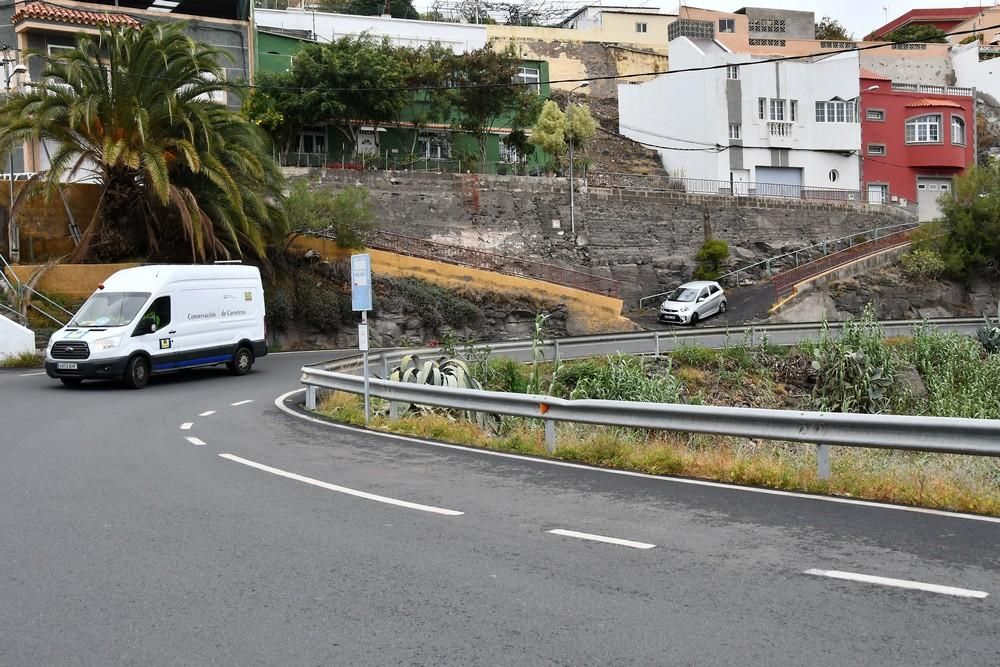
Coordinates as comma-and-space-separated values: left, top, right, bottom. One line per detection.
860, 46, 954, 86
953, 42, 1000, 103
544, 10, 675, 49
2, 183, 102, 261
256, 8, 487, 53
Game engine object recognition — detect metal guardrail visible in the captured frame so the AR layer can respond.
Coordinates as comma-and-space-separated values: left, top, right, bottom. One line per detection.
586, 172, 919, 214
311, 229, 624, 299
300, 318, 999, 481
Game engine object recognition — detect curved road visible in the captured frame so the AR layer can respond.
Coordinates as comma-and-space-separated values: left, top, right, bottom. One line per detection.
2, 353, 998, 665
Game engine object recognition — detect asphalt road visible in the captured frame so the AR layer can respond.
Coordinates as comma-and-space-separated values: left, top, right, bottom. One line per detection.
2, 353, 999, 665
633, 284, 777, 331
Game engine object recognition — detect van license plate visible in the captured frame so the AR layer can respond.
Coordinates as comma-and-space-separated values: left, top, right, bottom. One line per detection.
57, 362, 78, 370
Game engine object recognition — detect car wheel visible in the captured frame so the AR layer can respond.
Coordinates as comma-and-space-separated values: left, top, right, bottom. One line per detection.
719, 300, 727, 314
60, 377, 82, 387
690, 312, 700, 325
230, 346, 253, 376
124, 355, 150, 389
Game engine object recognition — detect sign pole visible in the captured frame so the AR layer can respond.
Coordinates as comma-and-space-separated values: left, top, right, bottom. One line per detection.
361, 310, 370, 425
351, 253, 373, 427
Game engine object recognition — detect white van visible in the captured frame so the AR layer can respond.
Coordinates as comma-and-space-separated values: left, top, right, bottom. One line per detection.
44, 264, 267, 388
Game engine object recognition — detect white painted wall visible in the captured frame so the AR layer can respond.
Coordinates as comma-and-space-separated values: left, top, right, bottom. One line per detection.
618, 37, 861, 189
953, 42, 1000, 102
255, 9, 487, 53
0, 313, 34, 360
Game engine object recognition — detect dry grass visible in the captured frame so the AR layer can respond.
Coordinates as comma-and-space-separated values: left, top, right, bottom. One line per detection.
312, 393, 1000, 516
0, 351, 43, 369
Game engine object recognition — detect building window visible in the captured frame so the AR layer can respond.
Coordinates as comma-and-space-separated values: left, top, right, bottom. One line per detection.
867, 144, 886, 156
769, 98, 785, 121
729, 124, 741, 140
514, 66, 541, 92
635, 22, 648, 33
719, 19, 735, 33
749, 18, 786, 33
905, 114, 941, 143
418, 132, 451, 160
726, 65, 739, 80
951, 115, 966, 145
789, 100, 798, 122
298, 126, 326, 154
758, 97, 766, 120
815, 100, 857, 123
866, 109, 885, 121
748, 38, 786, 46
47, 44, 75, 56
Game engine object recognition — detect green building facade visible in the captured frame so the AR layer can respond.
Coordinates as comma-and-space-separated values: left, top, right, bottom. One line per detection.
256, 30, 551, 174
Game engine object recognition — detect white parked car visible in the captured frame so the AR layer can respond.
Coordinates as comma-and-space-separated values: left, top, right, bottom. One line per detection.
657, 280, 727, 325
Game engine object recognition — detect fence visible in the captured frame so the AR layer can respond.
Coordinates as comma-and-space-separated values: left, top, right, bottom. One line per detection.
299, 318, 1000, 481
586, 172, 919, 214
322, 229, 624, 298
280, 150, 541, 177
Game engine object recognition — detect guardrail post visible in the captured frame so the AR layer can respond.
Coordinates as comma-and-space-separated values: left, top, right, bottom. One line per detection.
816, 444, 831, 481
765, 259, 771, 275
654, 332, 661, 358
306, 385, 317, 410
734, 270, 740, 287
544, 420, 556, 453
381, 355, 399, 419
554, 339, 560, 363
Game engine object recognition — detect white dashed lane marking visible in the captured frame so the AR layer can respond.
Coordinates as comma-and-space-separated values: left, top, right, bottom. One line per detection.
185, 437, 207, 446
19, 371, 46, 376
199, 411, 215, 417
180, 423, 193, 430
547, 529, 656, 550
805, 569, 988, 598
230, 400, 254, 406
220, 454, 464, 516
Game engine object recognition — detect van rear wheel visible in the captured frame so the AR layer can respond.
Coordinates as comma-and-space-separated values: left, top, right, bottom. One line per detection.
124, 355, 150, 389
230, 346, 253, 376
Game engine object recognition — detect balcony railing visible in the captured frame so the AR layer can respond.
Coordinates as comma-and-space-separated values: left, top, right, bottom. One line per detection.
767, 121, 793, 137
891, 82, 974, 97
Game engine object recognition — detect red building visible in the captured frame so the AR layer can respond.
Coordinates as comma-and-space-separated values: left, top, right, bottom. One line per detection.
865, 7, 982, 40
859, 70, 976, 221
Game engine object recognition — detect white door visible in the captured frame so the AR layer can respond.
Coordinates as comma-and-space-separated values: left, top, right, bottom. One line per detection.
867, 184, 887, 205
916, 177, 952, 221
731, 169, 750, 196
356, 130, 378, 156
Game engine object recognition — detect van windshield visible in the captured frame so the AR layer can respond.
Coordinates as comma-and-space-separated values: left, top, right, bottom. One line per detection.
70, 292, 151, 327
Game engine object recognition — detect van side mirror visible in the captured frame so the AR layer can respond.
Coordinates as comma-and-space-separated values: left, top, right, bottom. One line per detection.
150, 323, 157, 333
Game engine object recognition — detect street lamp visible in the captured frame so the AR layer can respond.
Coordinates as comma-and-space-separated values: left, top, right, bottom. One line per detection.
567, 81, 589, 235
4, 62, 26, 263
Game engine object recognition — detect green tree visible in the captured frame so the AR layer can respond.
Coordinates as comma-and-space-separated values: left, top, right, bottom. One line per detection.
0, 23, 286, 264
338, 0, 419, 20
528, 99, 566, 158
815, 16, 851, 40
885, 24, 948, 43
284, 180, 375, 249
394, 43, 455, 157
566, 102, 598, 148
450, 44, 540, 163
937, 163, 1000, 281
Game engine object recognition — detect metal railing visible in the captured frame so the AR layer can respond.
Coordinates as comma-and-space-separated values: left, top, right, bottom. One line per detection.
280, 151, 542, 177
321, 229, 624, 298
0, 254, 73, 328
300, 318, 1000, 482
891, 82, 974, 97
586, 172, 919, 213
636, 222, 919, 308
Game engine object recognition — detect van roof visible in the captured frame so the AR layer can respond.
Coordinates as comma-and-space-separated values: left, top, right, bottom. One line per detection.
101, 264, 262, 292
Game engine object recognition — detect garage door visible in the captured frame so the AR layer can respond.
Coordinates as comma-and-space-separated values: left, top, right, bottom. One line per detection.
755, 166, 803, 198
916, 177, 952, 221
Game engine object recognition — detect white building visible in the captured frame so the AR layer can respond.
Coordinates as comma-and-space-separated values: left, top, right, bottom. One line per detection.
953, 41, 999, 104
254, 8, 487, 53
618, 35, 862, 194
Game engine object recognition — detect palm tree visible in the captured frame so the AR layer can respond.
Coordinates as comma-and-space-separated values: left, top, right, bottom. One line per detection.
0, 22, 286, 263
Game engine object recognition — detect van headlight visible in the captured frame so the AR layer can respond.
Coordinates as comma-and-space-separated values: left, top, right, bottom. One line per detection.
93, 335, 123, 352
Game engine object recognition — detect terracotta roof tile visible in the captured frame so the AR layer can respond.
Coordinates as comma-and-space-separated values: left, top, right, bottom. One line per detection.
905, 97, 964, 109
859, 68, 892, 82
12, 2, 141, 29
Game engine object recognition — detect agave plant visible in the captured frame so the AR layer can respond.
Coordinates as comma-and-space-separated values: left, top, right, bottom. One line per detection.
387, 354, 490, 426
976, 303, 1000, 354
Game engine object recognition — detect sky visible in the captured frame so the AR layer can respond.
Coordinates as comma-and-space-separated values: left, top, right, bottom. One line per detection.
664, 1, 1000, 38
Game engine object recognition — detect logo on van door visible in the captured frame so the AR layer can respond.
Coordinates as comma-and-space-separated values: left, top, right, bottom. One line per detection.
159, 338, 172, 349
244, 291, 253, 302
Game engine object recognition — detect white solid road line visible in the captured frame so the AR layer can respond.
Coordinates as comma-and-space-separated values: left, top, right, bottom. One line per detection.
219, 453, 464, 517
230, 400, 254, 406
19, 371, 46, 376
199, 410, 215, 417
186, 437, 207, 446
180, 423, 193, 430
804, 569, 989, 599
274, 389, 1000, 525
547, 529, 656, 550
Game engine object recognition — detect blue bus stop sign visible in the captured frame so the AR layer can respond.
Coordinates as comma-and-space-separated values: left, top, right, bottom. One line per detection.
351, 253, 372, 312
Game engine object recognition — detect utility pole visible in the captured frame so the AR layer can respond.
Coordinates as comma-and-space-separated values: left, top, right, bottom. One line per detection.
567, 81, 589, 235
3, 57, 26, 263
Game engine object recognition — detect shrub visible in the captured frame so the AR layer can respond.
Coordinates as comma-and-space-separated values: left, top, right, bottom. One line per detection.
285, 181, 375, 249
693, 238, 729, 281
484, 357, 528, 394
570, 353, 682, 403
264, 285, 295, 331
378, 277, 480, 330
671, 344, 717, 367
899, 248, 946, 280
295, 280, 344, 331
550, 359, 605, 397
810, 305, 896, 413
976, 303, 1000, 354
909, 324, 1000, 418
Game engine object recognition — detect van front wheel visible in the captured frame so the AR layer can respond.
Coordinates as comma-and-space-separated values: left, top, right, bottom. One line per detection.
124, 355, 150, 389
230, 346, 253, 376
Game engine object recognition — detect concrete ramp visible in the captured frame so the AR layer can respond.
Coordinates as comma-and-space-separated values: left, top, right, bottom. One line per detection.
0, 313, 34, 358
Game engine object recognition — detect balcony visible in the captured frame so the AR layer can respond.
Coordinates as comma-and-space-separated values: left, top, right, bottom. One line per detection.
768, 122, 793, 137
